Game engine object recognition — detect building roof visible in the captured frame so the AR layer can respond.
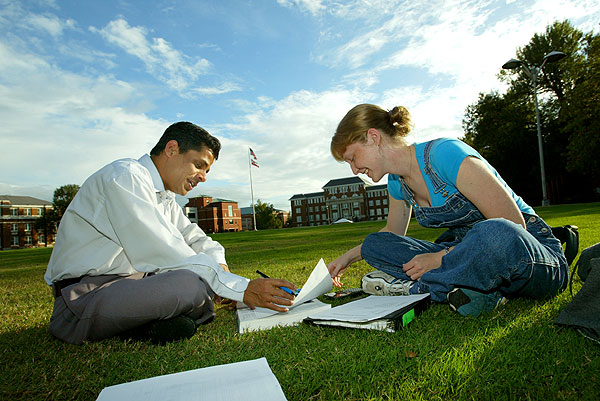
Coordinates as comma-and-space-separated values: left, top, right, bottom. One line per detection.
210, 198, 237, 204
289, 194, 306, 200
0, 195, 53, 206
322, 176, 371, 188
365, 184, 387, 191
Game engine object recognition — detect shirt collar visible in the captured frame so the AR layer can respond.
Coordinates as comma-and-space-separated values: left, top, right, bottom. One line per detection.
138, 154, 166, 193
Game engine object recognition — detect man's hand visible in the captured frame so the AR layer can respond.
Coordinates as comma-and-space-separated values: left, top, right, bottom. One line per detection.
243, 278, 297, 313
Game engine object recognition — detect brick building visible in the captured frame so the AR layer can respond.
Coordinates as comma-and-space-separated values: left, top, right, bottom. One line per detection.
184, 196, 242, 233
0, 195, 54, 250
289, 176, 389, 227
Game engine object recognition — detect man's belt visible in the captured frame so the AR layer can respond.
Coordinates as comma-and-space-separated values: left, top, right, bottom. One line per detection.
52, 276, 83, 298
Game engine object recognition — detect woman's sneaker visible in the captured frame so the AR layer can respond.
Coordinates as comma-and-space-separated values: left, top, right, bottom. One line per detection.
361, 271, 416, 296
447, 288, 508, 317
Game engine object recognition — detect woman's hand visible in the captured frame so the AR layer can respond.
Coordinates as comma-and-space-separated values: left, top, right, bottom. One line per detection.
328, 254, 353, 288
328, 244, 363, 287
402, 249, 447, 280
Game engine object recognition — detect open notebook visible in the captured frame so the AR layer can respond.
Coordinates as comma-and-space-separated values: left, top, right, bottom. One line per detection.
305, 294, 430, 332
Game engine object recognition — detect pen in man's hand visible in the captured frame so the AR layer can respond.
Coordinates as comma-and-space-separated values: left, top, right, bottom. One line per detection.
256, 270, 300, 296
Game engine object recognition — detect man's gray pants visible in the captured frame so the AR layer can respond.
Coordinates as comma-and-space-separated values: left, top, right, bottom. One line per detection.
49, 269, 215, 344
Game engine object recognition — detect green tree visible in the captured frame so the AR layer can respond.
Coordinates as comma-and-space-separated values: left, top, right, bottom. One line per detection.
34, 206, 58, 241
53, 184, 80, 219
464, 20, 595, 204
254, 200, 283, 230
563, 32, 600, 181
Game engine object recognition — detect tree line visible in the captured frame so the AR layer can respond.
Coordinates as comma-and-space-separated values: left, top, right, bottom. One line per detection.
462, 20, 599, 205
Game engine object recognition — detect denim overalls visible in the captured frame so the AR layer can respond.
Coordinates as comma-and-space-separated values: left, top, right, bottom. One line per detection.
361, 141, 569, 303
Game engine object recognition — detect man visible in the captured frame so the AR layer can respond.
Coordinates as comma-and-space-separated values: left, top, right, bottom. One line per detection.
45, 122, 296, 344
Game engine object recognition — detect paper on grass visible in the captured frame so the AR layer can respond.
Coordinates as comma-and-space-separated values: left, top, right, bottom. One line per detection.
307, 294, 430, 323
239, 258, 333, 319
96, 357, 287, 401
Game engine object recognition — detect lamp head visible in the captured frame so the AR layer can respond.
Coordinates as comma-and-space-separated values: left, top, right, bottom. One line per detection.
502, 58, 522, 70
543, 51, 566, 64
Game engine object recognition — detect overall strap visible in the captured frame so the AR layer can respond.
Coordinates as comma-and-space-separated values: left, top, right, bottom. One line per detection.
423, 140, 449, 197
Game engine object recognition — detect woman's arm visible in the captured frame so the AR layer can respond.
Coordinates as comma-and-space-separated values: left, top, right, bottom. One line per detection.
380, 196, 412, 235
456, 156, 526, 228
327, 195, 412, 287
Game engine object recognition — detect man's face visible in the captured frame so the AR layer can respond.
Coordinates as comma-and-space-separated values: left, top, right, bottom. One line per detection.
163, 145, 215, 195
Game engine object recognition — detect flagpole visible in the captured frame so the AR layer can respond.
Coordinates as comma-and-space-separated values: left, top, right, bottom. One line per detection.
248, 148, 257, 231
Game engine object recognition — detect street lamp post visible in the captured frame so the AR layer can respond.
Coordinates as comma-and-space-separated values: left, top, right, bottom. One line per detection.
502, 50, 566, 207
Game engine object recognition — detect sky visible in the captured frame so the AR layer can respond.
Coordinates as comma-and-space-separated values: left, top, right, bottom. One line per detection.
1, 0, 598, 211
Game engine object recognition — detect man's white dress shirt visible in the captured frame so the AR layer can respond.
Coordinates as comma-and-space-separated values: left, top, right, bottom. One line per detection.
45, 154, 250, 302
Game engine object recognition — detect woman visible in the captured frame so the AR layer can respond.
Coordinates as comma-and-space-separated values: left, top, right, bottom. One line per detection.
327, 104, 568, 317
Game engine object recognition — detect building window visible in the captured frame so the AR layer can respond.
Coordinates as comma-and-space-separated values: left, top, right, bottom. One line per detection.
12, 236, 19, 246
376, 199, 381, 206
11, 223, 18, 233
309, 207, 313, 212
38, 234, 45, 244
36, 208, 42, 215
10, 208, 18, 216
353, 202, 359, 208
25, 223, 32, 232
25, 236, 32, 245
370, 210, 375, 216
369, 200, 374, 206
296, 207, 301, 214
384, 208, 389, 214
25, 208, 32, 216
296, 216, 302, 223
377, 209, 382, 215
383, 198, 388, 205
228, 205, 233, 217
322, 213, 326, 220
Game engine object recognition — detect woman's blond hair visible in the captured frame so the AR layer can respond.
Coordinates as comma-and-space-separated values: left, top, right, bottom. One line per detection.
330, 104, 412, 161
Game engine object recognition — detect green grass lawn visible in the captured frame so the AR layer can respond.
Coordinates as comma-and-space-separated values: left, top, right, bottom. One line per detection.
1, 203, 599, 400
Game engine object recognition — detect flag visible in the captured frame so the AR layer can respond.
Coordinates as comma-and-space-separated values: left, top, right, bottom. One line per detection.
249, 147, 259, 168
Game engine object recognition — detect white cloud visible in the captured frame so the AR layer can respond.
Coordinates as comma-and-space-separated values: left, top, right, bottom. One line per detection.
190, 88, 369, 209
0, 40, 165, 201
277, 0, 326, 16
90, 18, 212, 93
192, 82, 242, 96
25, 13, 76, 37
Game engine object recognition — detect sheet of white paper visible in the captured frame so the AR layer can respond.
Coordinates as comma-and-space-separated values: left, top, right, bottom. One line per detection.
238, 258, 333, 319
96, 357, 287, 401
307, 294, 430, 323
292, 258, 332, 305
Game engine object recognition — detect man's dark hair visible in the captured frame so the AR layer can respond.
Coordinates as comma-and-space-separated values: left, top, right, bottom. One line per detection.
150, 121, 221, 160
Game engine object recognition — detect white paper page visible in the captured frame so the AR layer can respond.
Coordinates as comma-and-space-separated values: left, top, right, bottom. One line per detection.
307, 294, 429, 323
292, 258, 332, 305
238, 259, 333, 319
96, 357, 287, 401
